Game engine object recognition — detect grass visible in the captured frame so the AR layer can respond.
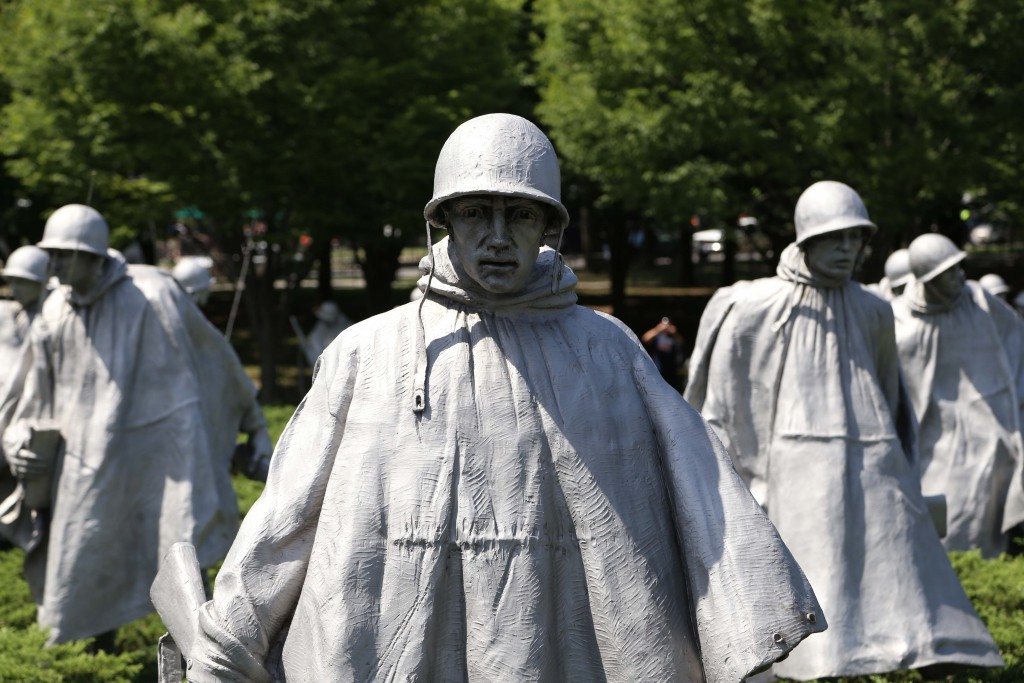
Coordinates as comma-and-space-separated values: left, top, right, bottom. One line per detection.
1, 405, 1023, 681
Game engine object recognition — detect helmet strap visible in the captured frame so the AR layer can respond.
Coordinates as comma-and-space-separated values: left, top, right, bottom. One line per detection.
550, 225, 566, 294
413, 221, 435, 414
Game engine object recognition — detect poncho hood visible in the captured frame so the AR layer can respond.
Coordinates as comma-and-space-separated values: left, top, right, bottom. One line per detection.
776, 242, 851, 289
416, 236, 577, 312
66, 249, 129, 307
903, 278, 967, 314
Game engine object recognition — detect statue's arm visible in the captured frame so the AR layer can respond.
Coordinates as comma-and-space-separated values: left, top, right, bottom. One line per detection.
188, 349, 355, 681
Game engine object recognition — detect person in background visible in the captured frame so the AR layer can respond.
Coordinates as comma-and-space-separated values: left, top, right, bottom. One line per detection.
641, 317, 685, 389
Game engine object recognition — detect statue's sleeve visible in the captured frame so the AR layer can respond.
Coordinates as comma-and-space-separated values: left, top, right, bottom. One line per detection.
873, 301, 919, 466
188, 342, 357, 682
682, 286, 735, 410
981, 292, 1024, 531
0, 319, 55, 461
635, 346, 826, 683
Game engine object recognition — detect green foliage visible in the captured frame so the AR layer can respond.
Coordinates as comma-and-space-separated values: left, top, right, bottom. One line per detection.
534, 0, 1024, 249
0, 0, 532, 248
0, 628, 141, 682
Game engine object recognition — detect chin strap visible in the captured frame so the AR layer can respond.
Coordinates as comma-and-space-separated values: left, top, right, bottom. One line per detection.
551, 225, 566, 294
413, 222, 435, 414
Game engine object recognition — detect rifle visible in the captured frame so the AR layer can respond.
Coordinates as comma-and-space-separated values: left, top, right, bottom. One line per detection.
150, 543, 205, 682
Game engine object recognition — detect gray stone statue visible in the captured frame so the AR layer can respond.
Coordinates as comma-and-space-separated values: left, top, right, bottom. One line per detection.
892, 234, 1024, 557
869, 248, 912, 300
0, 245, 49, 371
301, 300, 351, 365
0, 204, 271, 644
171, 256, 216, 306
157, 113, 825, 682
685, 181, 1002, 679
979, 272, 1010, 300
0, 245, 50, 547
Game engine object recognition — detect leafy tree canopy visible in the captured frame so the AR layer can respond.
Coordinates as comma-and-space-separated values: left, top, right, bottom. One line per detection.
534, 0, 1024, 253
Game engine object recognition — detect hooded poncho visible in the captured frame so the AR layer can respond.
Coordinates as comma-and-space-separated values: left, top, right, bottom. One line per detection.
0, 297, 41, 549
302, 316, 352, 366
186, 237, 825, 682
892, 281, 1024, 557
685, 244, 1001, 680
0, 251, 261, 642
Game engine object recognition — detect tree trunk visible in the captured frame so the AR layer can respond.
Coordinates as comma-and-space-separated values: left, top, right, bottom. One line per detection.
609, 216, 631, 315
721, 223, 737, 286
247, 267, 280, 403
358, 240, 404, 314
677, 223, 694, 286
317, 238, 333, 301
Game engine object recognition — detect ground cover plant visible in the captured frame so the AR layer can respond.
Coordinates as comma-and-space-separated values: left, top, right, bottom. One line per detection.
0, 405, 1021, 681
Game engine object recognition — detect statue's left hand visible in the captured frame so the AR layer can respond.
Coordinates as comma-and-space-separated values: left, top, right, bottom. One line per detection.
9, 447, 50, 480
243, 428, 273, 482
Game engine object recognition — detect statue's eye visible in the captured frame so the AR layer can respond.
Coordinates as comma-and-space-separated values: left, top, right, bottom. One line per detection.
461, 206, 484, 220
512, 208, 537, 222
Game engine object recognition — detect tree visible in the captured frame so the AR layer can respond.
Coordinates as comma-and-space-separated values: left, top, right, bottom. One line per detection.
0, 0, 531, 398
533, 0, 1024, 286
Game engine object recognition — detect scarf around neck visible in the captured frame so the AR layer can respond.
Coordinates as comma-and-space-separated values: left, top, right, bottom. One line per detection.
416, 236, 578, 312
775, 243, 851, 289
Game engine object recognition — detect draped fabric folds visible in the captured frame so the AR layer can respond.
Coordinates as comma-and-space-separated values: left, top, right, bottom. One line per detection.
0, 252, 258, 643
187, 238, 825, 683
685, 244, 1001, 680
893, 282, 1024, 557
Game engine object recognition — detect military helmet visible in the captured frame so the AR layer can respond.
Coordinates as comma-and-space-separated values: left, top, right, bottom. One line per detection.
883, 249, 912, 288
171, 256, 215, 294
315, 301, 341, 323
38, 204, 109, 256
423, 113, 569, 235
908, 233, 966, 283
979, 273, 1009, 296
1, 245, 50, 283
794, 181, 877, 245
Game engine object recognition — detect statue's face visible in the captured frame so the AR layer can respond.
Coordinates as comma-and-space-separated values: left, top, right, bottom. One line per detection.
446, 195, 549, 294
927, 264, 965, 300
49, 249, 105, 294
7, 277, 43, 308
803, 227, 865, 280
192, 289, 211, 307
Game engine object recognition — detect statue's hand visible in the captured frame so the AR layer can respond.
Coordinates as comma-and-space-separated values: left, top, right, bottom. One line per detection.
244, 428, 274, 482
9, 447, 49, 480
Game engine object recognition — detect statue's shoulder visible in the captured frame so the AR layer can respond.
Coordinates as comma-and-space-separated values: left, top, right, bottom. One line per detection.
126, 264, 177, 295
849, 280, 895, 321
707, 276, 787, 322
577, 306, 645, 348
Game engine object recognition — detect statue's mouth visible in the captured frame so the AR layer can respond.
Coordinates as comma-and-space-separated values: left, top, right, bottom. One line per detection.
479, 259, 517, 272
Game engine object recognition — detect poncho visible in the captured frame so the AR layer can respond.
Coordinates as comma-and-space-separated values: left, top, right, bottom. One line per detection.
0, 298, 39, 550
187, 237, 825, 683
892, 281, 1024, 557
0, 251, 261, 643
685, 244, 1001, 680
302, 316, 351, 366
